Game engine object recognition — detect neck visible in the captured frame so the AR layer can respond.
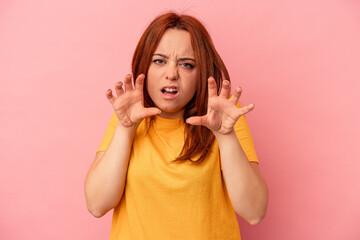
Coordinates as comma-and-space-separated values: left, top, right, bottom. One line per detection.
158, 110, 184, 119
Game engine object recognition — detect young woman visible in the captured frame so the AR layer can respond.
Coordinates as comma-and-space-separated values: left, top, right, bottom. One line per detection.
85, 12, 268, 239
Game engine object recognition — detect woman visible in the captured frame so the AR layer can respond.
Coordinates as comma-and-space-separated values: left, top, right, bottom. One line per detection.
85, 12, 268, 239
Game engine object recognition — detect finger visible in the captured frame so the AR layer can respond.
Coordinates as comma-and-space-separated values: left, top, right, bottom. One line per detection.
106, 89, 116, 105
124, 74, 133, 92
237, 103, 255, 117
134, 73, 145, 93
219, 80, 231, 98
115, 81, 124, 97
186, 116, 206, 126
208, 77, 217, 98
139, 107, 161, 119
229, 86, 242, 105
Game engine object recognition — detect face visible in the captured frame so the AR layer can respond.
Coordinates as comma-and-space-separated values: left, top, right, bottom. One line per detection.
146, 28, 197, 119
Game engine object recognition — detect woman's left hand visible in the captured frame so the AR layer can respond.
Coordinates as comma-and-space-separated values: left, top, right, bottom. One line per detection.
186, 77, 255, 135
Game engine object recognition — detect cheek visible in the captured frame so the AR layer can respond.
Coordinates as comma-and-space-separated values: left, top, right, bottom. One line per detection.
146, 80, 155, 96
185, 78, 197, 98
146, 68, 161, 89
189, 73, 198, 93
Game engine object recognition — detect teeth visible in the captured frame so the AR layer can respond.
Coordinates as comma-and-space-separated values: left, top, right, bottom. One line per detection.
164, 88, 177, 92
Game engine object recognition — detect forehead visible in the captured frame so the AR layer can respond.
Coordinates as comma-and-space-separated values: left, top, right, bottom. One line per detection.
154, 28, 194, 56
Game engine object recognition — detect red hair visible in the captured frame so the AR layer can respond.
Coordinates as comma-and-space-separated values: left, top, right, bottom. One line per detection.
132, 12, 230, 164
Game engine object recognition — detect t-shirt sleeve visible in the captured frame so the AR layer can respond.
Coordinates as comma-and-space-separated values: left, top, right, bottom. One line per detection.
234, 114, 259, 164
97, 112, 119, 152
220, 102, 259, 171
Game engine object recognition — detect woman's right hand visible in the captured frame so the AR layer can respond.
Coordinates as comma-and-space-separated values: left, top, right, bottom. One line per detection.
106, 74, 161, 128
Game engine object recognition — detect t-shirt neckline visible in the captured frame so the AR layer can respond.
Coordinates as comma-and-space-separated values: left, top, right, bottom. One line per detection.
153, 115, 185, 128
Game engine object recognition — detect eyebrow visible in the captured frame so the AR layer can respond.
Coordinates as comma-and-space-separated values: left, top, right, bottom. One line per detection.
153, 53, 196, 62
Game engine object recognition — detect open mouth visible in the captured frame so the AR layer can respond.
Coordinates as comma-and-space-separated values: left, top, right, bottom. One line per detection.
161, 87, 178, 94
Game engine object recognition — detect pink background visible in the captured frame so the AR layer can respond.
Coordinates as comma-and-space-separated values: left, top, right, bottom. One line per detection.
1, 0, 359, 239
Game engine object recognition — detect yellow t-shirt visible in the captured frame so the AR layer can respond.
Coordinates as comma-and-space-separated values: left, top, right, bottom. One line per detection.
98, 113, 258, 240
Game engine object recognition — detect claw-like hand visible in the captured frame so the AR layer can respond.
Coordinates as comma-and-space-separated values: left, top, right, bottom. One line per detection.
106, 74, 161, 128
186, 77, 255, 135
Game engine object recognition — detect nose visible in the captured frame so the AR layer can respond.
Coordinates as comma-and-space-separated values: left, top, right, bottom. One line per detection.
166, 65, 178, 80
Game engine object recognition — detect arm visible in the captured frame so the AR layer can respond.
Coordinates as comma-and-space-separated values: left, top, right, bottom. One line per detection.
84, 74, 160, 218
84, 124, 136, 218
186, 77, 268, 225
215, 131, 268, 225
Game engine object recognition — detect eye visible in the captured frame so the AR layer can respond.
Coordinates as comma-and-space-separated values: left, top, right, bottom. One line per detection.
180, 62, 195, 69
153, 59, 165, 65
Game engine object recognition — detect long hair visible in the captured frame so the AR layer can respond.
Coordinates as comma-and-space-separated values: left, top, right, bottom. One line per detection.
131, 12, 230, 164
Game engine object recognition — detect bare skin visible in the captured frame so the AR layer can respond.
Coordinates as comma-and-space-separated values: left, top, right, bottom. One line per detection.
186, 77, 255, 134
85, 74, 268, 224
187, 77, 268, 225
84, 74, 160, 217
107, 73, 161, 128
